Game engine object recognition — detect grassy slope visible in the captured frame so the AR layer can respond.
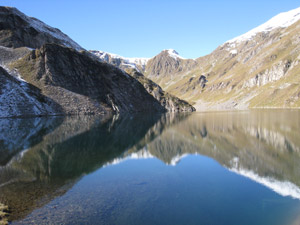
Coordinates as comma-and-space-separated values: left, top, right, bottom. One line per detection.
146, 21, 300, 110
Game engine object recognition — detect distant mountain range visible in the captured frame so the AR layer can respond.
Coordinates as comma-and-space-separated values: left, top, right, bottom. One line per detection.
91, 7, 300, 111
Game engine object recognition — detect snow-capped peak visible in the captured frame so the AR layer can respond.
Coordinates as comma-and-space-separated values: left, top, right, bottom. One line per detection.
90, 50, 150, 71
227, 7, 300, 43
164, 49, 185, 59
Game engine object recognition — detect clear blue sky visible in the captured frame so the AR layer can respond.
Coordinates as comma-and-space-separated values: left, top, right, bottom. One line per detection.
1, 0, 300, 58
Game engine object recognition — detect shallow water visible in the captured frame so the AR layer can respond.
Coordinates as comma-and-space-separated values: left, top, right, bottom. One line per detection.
1, 111, 300, 224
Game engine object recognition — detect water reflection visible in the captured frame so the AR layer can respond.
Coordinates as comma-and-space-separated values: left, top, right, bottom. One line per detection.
123, 110, 300, 199
1, 110, 300, 223
0, 113, 188, 221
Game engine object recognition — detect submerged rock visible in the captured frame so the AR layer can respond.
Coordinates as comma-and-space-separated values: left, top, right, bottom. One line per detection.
0, 203, 9, 225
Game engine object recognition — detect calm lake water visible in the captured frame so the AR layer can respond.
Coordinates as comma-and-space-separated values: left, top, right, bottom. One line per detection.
1, 110, 300, 225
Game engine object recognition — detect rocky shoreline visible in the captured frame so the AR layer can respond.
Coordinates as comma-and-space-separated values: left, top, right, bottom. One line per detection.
0, 203, 9, 225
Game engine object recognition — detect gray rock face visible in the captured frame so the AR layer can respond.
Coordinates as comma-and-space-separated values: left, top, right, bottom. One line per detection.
145, 50, 197, 78
0, 7, 83, 50
0, 66, 62, 118
127, 69, 195, 112
91, 50, 197, 112
243, 60, 292, 88
7, 44, 165, 116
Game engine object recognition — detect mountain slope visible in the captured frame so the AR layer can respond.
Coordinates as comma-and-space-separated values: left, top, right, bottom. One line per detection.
91, 49, 196, 111
0, 7, 176, 117
90, 50, 149, 72
0, 7, 83, 50
92, 7, 300, 111
125, 68, 195, 112
6, 43, 166, 116
161, 7, 300, 110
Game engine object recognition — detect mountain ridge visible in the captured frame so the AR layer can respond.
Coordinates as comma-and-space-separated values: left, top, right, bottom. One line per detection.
91, 6, 300, 111
0, 7, 195, 117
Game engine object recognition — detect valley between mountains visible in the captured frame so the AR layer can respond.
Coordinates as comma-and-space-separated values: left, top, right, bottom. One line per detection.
1, 6, 300, 117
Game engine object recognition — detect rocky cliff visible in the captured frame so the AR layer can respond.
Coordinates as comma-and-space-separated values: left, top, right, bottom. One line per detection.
125, 68, 195, 112
0, 7, 82, 50
10, 44, 166, 115
91, 49, 196, 111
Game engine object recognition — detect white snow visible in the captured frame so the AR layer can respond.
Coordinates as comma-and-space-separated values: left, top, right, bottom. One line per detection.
0, 67, 54, 117
103, 148, 197, 168
168, 153, 188, 166
11, 7, 83, 51
103, 147, 155, 167
227, 7, 300, 43
1, 64, 27, 83
91, 50, 150, 71
91, 48, 186, 71
164, 49, 185, 60
229, 157, 300, 200
230, 49, 238, 55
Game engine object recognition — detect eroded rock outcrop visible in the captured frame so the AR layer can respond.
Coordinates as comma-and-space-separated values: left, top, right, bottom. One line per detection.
0, 7, 82, 50
126, 68, 195, 112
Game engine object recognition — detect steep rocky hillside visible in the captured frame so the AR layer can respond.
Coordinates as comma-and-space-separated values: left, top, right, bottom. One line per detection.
5, 44, 165, 116
143, 49, 198, 89
125, 68, 195, 112
91, 49, 196, 111
0, 7, 83, 50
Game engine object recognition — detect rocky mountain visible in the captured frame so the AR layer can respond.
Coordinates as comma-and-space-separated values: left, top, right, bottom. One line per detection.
90, 49, 196, 111
91, 49, 195, 112
125, 68, 195, 112
90, 50, 149, 72
0, 7, 83, 50
0, 7, 195, 118
143, 49, 197, 82
92, 7, 300, 111
91, 49, 197, 85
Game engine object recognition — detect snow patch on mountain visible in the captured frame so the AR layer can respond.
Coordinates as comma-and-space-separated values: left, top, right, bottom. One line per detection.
164, 49, 185, 60
103, 147, 154, 167
230, 49, 238, 55
229, 157, 300, 200
0, 67, 54, 118
227, 7, 300, 43
90, 50, 150, 71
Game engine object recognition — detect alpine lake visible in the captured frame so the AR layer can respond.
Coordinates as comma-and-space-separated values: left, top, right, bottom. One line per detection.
1, 110, 300, 225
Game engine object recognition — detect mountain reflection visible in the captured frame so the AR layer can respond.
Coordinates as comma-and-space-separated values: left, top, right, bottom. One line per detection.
0, 113, 187, 221
1, 110, 300, 222
106, 110, 300, 199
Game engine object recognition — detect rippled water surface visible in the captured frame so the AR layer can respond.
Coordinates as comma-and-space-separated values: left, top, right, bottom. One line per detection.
1, 111, 300, 225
